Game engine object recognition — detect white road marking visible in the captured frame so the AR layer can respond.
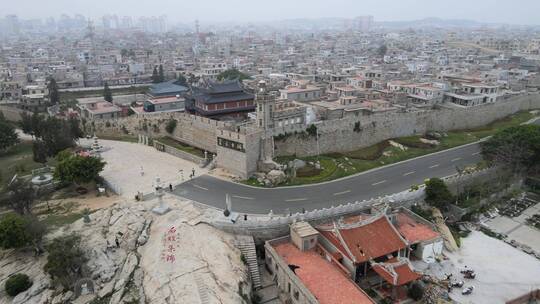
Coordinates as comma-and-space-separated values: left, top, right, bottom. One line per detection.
403, 171, 415, 176
193, 184, 209, 191
472, 152, 481, 156
285, 198, 308, 202
372, 180, 386, 186
333, 190, 351, 196
451, 158, 462, 162
232, 195, 254, 200
429, 164, 440, 168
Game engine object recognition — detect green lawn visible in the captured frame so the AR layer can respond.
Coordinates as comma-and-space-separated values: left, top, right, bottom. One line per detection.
95, 133, 139, 143
0, 141, 57, 190
156, 136, 206, 158
264, 111, 537, 187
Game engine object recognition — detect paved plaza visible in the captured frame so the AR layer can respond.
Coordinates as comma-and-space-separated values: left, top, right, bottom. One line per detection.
81, 139, 208, 199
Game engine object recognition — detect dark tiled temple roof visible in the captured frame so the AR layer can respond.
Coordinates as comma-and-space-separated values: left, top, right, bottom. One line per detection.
193, 80, 254, 105
149, 80, 188, 97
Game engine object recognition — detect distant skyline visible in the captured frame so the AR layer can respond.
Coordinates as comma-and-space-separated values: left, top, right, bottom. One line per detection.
3, 0, 540, 25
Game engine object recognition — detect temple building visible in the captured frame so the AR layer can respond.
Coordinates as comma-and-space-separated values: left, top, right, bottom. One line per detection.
265, 207, 443, 303
190, 80, 255, 120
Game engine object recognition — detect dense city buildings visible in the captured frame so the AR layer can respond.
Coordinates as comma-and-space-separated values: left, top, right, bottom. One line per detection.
1, 7, 540, 304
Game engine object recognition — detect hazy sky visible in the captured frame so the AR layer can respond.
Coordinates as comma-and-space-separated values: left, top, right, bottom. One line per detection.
4, 0, 540, 25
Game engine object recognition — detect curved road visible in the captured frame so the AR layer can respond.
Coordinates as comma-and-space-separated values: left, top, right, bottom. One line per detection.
173, 118, 539, 214
174, 143, 482, 214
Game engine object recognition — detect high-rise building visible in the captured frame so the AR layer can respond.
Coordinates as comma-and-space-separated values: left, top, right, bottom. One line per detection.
355, 15, 374, 32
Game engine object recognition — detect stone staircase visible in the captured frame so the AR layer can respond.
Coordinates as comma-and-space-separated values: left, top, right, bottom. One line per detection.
193, 272, 210, 304
235, 235, 262, 289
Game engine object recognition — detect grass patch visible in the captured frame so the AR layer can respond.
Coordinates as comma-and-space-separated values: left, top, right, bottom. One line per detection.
41, 212, 84, 227
157, 136, 205, 158
258, 111, 537, 187
394, 136, 434, 149
241, 177, 265, 187
343, 141, 390, 160
0, 141, 57, 190
95, 134, 138, 143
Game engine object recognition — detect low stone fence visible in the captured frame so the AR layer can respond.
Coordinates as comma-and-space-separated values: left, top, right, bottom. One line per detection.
153, 140, 205, 165
213, 187, 426, 241
211, 167, 499, 241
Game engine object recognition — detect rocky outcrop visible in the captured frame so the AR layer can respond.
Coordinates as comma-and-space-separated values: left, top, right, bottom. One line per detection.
0, 195, 250, 304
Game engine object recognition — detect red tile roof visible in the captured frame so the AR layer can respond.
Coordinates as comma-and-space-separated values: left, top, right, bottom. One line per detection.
320, 215, 407, 263
395, 213, 440, 244
273, 242, 375, 304
372, 258, 421, 286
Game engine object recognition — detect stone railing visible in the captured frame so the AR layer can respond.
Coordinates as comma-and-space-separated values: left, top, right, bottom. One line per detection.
211, 166, 498, 240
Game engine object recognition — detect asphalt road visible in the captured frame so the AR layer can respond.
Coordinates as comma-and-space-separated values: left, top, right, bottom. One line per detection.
173, 143, 483, 214
173, 117, 540, 214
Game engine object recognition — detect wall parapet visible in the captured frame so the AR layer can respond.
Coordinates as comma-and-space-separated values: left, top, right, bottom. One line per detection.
211, 167, 498, 240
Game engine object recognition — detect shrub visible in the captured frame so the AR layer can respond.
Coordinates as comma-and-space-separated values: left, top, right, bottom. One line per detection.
306, 124, 318, 137
353, 121, 361, 132
408, 281, 425, 301
0, 214, 32, 249
5, 273, 32, 297
44, 234, 86, 289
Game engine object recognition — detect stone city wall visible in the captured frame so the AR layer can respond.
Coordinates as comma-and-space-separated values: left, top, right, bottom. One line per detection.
87, 112, 233, 153
211, 167, 498, 241
274, 94, 540, 157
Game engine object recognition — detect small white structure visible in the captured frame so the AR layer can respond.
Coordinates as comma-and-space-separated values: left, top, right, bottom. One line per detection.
152, 176, 170, 215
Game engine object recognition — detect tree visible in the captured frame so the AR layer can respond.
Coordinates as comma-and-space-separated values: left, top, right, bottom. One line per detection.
5, 274, 32, 297
54, 154, 105, 185
0, 214, 32, 249
0, 120, 19, 151
177, 74, 187, 86
32, 140, 48, 164
20, 112, 33, 135
425, 178, 454, 209
151, 66, 160, 83
103, 82, 113, 102
165, 119, 177, 134
377, 44, 388, 57
47, 77, 60, 105
217, 69, 250, 81
23, 116, 81, 157
44, 234, 86, 289
158, 64, 165, 82
0, 179, 36, 215
481, 125, 540, 175
30, 112, 44, 138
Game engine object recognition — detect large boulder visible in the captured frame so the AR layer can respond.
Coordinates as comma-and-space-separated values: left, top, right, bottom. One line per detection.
267, 170, 287, 186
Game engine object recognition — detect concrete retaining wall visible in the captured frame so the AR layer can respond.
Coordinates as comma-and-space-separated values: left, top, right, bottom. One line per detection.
153, 140, 205, 165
